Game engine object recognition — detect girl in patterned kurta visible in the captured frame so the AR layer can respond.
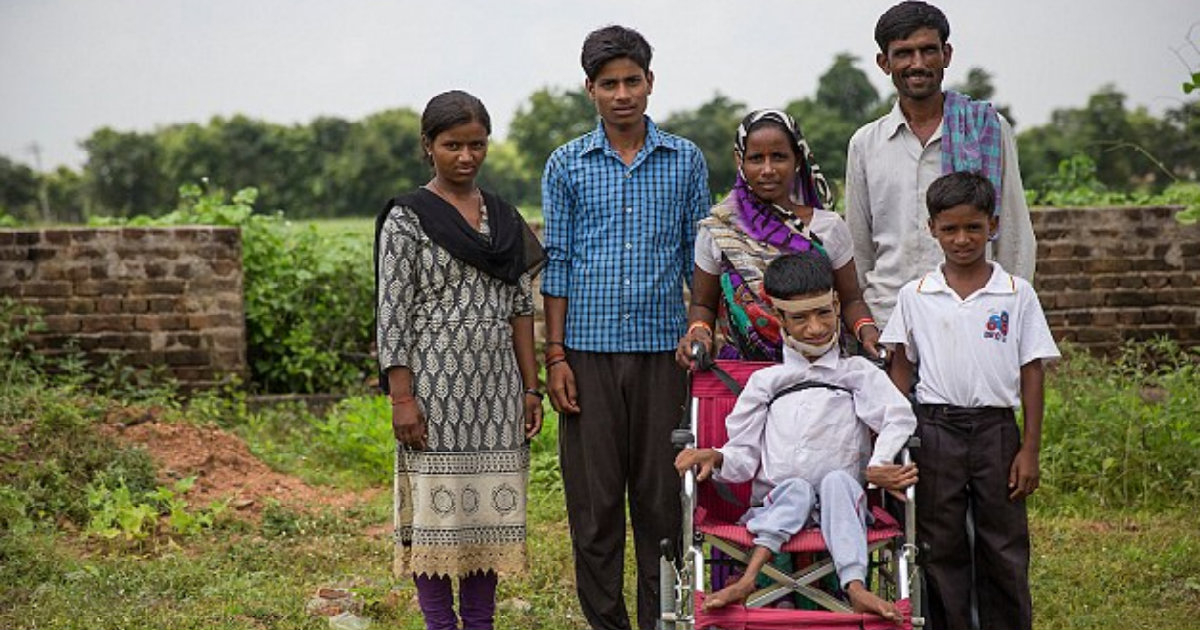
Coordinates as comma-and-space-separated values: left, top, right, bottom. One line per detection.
374, 91, 544, 630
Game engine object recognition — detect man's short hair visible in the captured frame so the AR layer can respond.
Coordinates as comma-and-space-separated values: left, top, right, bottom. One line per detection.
874, 1, 950, 54
764, 251, 834, 300
926, 171, 995, 218
581, 25, 652, 81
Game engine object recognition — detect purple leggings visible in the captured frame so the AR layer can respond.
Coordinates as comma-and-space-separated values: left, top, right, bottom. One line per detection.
413, 571, 498, 630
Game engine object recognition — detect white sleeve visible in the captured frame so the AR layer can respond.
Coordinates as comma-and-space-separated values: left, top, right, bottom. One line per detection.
1017, 281, 1061, 365
819, 211, 854, 270
845, 132, 875, 289
851, 361, 917, 466
879, 285, 917, 363
694, 225, 723, 276
994, 117, 1037, 281
713, 372, 772, 484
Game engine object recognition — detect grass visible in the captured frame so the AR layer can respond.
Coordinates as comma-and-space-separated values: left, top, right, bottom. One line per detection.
2, 332, 1198, 629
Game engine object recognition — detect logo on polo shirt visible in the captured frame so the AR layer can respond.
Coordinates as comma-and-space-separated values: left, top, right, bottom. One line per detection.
984, 310, 1010, 343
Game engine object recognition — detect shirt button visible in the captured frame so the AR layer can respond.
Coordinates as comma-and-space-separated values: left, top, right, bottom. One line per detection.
623, 313, 631, 320
624, 278, 631, 285
625, 207, 632, 213
625, 172, 632, 179
625, 242, 632, 249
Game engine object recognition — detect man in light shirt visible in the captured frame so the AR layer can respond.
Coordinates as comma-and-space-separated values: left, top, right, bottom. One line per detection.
845, 1, 1036, 329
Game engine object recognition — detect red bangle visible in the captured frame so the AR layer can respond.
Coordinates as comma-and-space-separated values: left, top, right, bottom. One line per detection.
546, 357, 568, 370
852, 318, 877, 341
687, 320, 714, 337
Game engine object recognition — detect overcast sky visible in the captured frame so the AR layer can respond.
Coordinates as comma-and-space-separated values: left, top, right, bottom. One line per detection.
2, 0, 1196, 170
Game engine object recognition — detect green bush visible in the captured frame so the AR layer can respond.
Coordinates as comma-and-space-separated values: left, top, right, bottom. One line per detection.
1041, 339, 1200, 510
95, 184, 375, 393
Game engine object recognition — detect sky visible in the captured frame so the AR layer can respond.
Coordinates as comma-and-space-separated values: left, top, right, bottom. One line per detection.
1, 0, 1196, 171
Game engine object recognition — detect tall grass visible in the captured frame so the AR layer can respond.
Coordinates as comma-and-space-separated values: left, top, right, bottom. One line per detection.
1039, 339, 1200, 512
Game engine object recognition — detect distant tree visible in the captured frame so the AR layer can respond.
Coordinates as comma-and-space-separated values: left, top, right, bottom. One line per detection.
815, 53, 880, 122
326, 108, 425, 216
661, 93, 746, 195
950, 67, 1016, 126
0, 155, 40, 220
508, 87, 595, 183
477, 139, 539, 208
82, 128, 172, 217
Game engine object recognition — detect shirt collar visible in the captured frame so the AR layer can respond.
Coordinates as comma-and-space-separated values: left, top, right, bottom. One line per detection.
579, 116, 677, 157
917, 261, 1015, 296
884, 98, 945, 143
781, 343, 842, 370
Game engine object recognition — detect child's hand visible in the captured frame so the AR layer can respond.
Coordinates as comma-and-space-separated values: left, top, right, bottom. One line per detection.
866, 463, 918, 501
1008, 445, 1040, 501
674, 448, 721, 481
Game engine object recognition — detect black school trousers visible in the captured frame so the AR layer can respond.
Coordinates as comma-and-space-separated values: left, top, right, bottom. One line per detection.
914, 404, 1033, 630
559, 350, 685, 630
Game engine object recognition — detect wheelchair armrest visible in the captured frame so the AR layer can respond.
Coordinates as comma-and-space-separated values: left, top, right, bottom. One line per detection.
671, 429, 695, 449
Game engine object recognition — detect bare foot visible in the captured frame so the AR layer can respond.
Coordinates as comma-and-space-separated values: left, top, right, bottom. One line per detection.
846, 581, 901, 622
703, 578, 757, 610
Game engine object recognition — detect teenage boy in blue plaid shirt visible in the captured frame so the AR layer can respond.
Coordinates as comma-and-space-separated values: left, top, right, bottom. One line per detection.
541, 24, 710, 630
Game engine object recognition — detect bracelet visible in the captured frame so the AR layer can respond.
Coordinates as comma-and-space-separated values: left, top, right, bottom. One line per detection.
390, 394, 416, 406
545, 357, 568, 370
852, 318, 878, 342
687, 320, 714, 337
524, 388, 544, 400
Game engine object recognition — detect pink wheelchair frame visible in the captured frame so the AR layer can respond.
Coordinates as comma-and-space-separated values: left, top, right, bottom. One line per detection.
659, 359, 924, 630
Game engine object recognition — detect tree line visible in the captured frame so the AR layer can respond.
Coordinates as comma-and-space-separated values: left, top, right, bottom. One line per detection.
1, 53, 1197, 224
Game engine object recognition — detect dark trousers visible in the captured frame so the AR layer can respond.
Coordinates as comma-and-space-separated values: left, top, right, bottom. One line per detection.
915, 405, 1032, 630
559, 351, 685, 630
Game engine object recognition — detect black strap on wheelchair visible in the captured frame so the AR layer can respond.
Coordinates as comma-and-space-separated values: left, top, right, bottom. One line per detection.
768, 380, 851, 407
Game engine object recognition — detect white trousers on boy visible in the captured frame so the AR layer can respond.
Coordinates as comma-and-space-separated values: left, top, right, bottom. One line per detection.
740, 471, 869, 587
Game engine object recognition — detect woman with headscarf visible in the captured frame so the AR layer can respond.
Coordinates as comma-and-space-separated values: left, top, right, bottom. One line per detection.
675, 109, 880, 366
374, 90, 545, 630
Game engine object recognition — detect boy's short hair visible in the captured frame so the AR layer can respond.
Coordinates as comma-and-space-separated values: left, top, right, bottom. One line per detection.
764, 251, 834, 299
581, 25, 653, 80
874, 1, 950, 53
926, 171, 995, 218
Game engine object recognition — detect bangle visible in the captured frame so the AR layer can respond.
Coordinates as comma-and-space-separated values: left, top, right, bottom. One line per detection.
390, 394, 415, 406
852, 318, 878, 341
545, 357, 568, 370
524, 388, 544, 400
687, 320, 714, 337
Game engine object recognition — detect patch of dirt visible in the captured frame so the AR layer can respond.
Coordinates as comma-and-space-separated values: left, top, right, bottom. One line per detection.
103, 416, 378, 518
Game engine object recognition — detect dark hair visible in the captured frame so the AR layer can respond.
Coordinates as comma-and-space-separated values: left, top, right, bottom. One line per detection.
874, 1, 950, 54
926, 171, 995, 218
421, 90, 492, 157
581, 25, 652, 81
764, 251, 834, 300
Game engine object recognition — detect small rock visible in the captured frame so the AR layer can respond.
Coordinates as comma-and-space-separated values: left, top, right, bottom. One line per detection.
305, 587, 363, 617
498, 597, 532, 613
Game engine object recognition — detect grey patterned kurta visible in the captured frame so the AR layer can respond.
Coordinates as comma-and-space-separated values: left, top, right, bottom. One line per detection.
376, 203, 532, 578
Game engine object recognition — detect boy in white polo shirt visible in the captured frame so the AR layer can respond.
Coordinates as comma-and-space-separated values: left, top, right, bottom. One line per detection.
880, 171, 1059, 630
676, 251, 917, 621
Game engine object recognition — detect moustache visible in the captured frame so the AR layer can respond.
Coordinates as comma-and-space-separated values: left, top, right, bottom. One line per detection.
903, 70, 935, 78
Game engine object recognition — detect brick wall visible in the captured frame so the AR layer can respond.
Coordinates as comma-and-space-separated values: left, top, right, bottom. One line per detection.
1032, 205, 1200, 352
0, 227, 247, 388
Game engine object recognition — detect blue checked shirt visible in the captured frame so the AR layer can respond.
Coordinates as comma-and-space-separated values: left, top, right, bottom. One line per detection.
541, 118, 710, 353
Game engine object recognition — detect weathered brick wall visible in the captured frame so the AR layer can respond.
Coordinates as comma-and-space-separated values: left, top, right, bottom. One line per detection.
0, 227, 246, 388
1032, 205, 1200, 352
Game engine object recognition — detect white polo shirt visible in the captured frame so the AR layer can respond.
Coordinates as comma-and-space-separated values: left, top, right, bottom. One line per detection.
879, 262, 1060, 408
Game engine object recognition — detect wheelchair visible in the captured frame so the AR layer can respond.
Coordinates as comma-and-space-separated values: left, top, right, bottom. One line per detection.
659, 347, 924, 630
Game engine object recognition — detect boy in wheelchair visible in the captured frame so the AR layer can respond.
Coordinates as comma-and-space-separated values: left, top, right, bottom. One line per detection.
674, 251, 917, 621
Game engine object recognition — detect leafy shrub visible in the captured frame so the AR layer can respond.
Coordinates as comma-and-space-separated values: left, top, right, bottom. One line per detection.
95, 184, 375, 393
1041, 339, 1200, 510
311, 395, 394, 485
1030, 154, 1200, 224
